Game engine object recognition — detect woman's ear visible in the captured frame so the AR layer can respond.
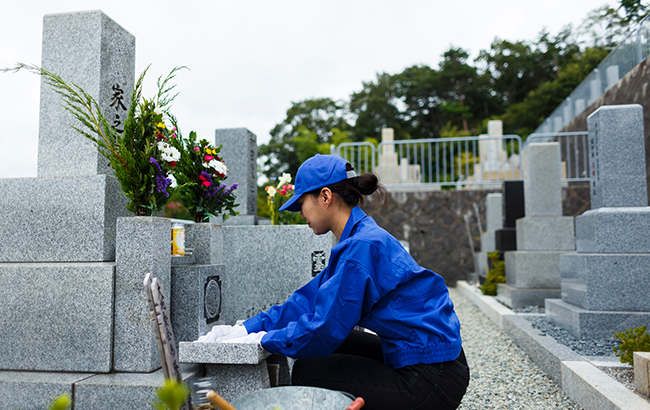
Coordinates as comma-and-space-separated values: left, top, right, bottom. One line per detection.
320, 187, 333, 206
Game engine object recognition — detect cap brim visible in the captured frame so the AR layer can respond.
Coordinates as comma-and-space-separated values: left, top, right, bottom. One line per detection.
278, 193, 302, 212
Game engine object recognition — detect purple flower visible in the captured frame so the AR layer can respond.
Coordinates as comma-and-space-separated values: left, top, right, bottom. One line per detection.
150, 157, 171, 197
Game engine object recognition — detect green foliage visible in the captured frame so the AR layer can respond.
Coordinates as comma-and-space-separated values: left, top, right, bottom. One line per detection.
153, 379, 190, 410
613, 325, 650, 364
259, 98, 351, 180
481, 251, 505, 296
48, 394, 72, 410
4, 64, 185, 216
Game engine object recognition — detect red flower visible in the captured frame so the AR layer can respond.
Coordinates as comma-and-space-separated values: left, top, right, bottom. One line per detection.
170, 161, 177, 168
202, 181, 211, 187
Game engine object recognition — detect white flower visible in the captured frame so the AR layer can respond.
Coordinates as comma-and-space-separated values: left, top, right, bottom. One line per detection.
204, 159, 228, 175
266, 186, 277, 197
278, 172, 292, 187
157, 142, 181, 162
153, 106, 168, 122
168, 174, 178, 188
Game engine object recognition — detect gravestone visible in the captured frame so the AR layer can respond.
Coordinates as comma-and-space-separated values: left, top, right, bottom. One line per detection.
0, 11, 203, 410
546, 104, 650, 337
214, 128, 258, 225
494, 180, 524, 252
497, 142, 575, 308
0, 10, 133, 374
0, 10, 133, 263
474, 193, 502, 282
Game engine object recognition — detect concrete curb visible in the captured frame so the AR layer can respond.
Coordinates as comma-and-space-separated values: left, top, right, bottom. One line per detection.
457, 281, 650, 410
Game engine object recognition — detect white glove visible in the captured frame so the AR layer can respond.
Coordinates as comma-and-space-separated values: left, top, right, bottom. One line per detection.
223, 331, 267, 344
213, 324, 248, 343
195, 325, 245, 343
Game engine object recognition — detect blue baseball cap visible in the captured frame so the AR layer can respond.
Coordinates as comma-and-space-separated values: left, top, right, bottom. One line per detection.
279, 154, 357, 212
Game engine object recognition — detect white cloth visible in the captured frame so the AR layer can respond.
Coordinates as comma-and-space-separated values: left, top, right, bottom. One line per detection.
195, 324, 247, 343
222, 331, 267, 344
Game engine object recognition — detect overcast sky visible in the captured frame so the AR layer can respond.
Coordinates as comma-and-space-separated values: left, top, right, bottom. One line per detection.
0, 0, 613, 178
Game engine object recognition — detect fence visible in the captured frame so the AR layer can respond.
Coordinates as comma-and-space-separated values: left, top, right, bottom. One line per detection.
535, 15, 650, 134
525, 132, 590, 182
332, 135, 523, 189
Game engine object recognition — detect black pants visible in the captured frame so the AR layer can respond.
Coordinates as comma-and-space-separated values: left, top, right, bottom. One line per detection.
291, 330, 470, 410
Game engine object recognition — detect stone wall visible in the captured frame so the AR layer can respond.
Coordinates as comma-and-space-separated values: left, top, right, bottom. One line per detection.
562, 57, 650, 204
361, 183, 590, 286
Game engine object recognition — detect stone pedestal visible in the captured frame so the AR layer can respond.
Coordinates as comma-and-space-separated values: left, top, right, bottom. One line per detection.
113, 217, 171, 372
498, 143, 574, 308
0, 263, 115, 372
548, 104, 650, 337
180, 342, 271, 402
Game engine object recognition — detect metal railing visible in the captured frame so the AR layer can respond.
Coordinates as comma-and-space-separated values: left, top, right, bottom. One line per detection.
525, 132, 590, 182
535, 15, 650, 134
333, 135, 523, 189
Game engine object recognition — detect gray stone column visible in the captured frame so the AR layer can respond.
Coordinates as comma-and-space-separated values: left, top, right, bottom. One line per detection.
113, 217, 171, 372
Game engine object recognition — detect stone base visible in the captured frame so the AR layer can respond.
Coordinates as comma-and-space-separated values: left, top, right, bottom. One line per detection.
546, 299, 650, 338
560, 253, 650, 311
481, 232, 496, 253
496, 284, 560, 308
576, 207, 650, 253
219, 215, 258, 226
516, 216, 575, 251
495, 228, 516, 252
0, 371, 91, 410
505, 250, 573, 288
0, 365, 201, 410
0, 175, 130, 262
0, 262, 115, 372
205, 363, 271, 402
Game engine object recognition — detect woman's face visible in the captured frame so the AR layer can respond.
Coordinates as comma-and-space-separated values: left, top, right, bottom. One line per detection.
298, 192, 330, 235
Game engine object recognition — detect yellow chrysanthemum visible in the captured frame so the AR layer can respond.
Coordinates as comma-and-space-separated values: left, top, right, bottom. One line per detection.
157, 123, 166, 129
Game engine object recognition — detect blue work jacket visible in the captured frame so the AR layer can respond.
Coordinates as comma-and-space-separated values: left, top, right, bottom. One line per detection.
244, 206, 462, 369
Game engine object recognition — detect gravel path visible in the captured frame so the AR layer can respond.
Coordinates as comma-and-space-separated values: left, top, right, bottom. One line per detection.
448, 287, 583, 410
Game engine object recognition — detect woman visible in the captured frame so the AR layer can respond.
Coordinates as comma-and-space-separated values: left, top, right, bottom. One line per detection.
210, 154, 469, 410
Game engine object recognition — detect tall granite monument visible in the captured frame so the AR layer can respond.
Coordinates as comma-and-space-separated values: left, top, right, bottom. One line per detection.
546, 104, 650, 337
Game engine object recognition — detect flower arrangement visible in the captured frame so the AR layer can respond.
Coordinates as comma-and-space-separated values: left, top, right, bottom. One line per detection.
4, 63, 184, 216
265, 173, 295, 225
169, 131, 239, 222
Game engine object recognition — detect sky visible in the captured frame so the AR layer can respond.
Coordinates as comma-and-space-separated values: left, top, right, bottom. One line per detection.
0, 0, 614, 178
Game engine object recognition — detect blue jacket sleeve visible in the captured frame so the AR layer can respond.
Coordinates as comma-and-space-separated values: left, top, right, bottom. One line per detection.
257, 253, 382, 359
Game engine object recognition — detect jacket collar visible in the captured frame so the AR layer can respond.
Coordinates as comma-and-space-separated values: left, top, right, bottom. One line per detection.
339, 206, 366, 241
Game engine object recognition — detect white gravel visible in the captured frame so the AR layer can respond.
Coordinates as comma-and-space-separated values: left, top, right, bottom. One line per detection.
448, 287, 583, 410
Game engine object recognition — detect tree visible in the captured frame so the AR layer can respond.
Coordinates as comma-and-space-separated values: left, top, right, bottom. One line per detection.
476, 28, 580, 108
501, 46, 609, 137
348, 72, 408, 141
259, 98, 351, 179
578, 0, 649, 48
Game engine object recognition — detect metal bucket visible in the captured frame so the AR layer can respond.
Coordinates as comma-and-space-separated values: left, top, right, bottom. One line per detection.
231, 386, 354, 410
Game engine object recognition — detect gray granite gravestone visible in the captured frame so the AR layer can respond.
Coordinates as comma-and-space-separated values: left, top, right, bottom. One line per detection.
0, 11, 203, 410
474, 193, 502, 281
0, 10, 134, 378
38, 10, 135, 178
497, 142, 575, 308
546, 104, 650, 337
0, 10, 133, 263
214, 128, 258, 225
